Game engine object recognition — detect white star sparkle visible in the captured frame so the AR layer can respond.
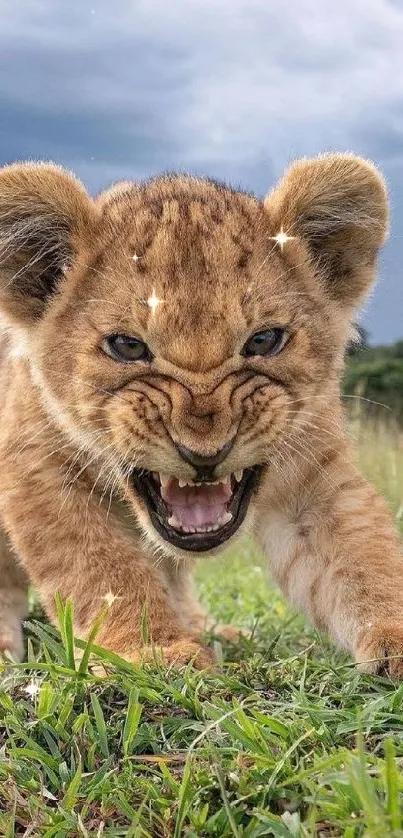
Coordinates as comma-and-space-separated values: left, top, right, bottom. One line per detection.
270, 227, 296, 252
102, 591, 121, 608
132, 253, 140, 262
24, 680, 40, 698
147, 290, 163, 314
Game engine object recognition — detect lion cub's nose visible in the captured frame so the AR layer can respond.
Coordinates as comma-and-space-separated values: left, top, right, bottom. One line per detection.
176, 439, 234, 481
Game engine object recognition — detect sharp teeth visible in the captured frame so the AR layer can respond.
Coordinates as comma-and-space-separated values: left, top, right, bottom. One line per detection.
168, 511, 233, 535
160, 474, 170, 488
178, 478, 188, 488
193, 524, 222, 533
234, 470, 243, 483
218, 476, 231, 487
168, 515, 181, 528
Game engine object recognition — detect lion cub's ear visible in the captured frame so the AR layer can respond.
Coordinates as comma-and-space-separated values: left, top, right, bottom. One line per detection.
264, 153, 389, 307
0, 162, 98, 326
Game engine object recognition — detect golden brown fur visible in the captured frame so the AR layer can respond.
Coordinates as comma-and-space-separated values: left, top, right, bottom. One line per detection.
0, 154, 402, 675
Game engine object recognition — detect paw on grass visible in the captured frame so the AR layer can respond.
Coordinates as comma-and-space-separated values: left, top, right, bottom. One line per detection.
128, 639, 215, 669
88, 639, 216, 677
356, 621, 403, 678
96, 625, 248, 675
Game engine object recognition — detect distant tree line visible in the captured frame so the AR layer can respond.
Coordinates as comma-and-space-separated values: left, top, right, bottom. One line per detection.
343, 330, 403, 424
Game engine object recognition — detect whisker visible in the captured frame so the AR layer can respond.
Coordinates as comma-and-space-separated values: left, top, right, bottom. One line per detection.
280, 435, 339, 494
75, 377, 134, 407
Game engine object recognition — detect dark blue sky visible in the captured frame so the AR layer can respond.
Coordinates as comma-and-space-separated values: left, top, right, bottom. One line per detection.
1, 0, 402, 343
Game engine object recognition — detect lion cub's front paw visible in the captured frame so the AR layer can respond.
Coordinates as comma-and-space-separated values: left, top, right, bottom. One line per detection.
356, 621, 403, 678
128, 639, 215, 670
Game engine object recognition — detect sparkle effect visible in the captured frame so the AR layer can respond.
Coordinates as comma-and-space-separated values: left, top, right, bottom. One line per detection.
270, 227, 296, 252
132, 253, 140, 262
24, 680, 40, 698
147, 290, 163, 314
102, 591, 120, 608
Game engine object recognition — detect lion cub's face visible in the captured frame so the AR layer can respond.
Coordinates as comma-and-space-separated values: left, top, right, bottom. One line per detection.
0, 157, 388, 556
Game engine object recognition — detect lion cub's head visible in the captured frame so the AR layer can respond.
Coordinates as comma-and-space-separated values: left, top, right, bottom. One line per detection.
0, 155, 388, 555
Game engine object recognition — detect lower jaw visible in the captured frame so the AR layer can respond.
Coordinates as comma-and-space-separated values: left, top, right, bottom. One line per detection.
131, 466, 261, 553
148, 509, 246, 553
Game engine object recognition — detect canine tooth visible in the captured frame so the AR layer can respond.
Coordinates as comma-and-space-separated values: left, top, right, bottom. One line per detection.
168, 515, 181, 528
160, 474, 170, 488
234, 470, 243, 483
219, 511, 233, 526
178, 478, 188, 488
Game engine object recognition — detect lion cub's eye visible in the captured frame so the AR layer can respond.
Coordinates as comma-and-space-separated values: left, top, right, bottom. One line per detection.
103, 334, 152, 363
242, 328, 288, 358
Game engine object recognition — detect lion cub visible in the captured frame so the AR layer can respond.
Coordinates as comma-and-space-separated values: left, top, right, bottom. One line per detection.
0, 154, 402, 675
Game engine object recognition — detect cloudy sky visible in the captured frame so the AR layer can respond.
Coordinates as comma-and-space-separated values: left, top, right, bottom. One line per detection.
0, 0, 402, 343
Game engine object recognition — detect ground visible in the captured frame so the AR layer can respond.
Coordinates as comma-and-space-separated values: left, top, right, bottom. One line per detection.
1, 419, 403, 837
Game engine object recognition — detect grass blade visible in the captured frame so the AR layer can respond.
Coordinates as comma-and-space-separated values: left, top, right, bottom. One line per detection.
173, 756, 193, 838
90, 693, 109, 759
122, 687, 143, 756
385, 738, 401, 831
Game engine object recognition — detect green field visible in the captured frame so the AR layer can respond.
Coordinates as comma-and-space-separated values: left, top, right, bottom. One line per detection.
1, 421, 403, 837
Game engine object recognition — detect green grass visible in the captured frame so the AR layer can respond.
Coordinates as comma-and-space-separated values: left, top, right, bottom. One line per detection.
1, 423, 403, 837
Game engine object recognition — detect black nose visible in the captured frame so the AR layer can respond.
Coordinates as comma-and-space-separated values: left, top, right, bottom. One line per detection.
176, 439, 234, 481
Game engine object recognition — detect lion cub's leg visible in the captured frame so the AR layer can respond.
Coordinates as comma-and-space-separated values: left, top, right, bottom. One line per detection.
260, 459, 403, 678
0, 462, 214, 669
0, 530, 28, 661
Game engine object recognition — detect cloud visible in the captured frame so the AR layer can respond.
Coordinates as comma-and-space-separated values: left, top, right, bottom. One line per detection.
0, 0, 402, 341
2, 0, 403, 174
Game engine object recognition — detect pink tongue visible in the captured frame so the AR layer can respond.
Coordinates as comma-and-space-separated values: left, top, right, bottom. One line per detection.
161, 478, 232, 529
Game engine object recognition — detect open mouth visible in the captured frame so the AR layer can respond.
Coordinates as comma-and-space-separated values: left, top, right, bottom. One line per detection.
131, 466, 261, 552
